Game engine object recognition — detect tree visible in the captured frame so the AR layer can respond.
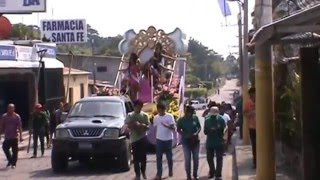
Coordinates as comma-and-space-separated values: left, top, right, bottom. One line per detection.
10, 23, 123, 56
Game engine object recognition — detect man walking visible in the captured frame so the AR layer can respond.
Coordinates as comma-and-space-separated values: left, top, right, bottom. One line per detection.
125, 100, 149, 180
204, 106, 226, 179
29, 104, 48, 158
0, 104, 23, 168
177, 105, 201, 180
154, 103, 176, 180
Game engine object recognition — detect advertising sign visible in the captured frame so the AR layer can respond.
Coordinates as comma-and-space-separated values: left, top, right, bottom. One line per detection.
34, 44, 57, 59
0, 0, 46, 13
40, 19, 87, 44
15, 46, 33, 61
0, 45, 16, 60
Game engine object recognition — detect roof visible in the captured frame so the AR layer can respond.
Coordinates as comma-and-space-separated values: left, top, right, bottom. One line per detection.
63, 67, 91, 75
79, 96, 130, 102
0, 58, 64, 69
251, 3, 320, 45
57, 53, 122, 60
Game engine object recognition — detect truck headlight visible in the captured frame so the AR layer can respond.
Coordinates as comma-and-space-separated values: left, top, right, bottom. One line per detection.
55, 129, 70, 138
104, 128, 119, 139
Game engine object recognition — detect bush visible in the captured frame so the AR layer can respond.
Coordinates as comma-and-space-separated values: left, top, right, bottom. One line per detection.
185, 88, 207, 98
202, 81, 214, 90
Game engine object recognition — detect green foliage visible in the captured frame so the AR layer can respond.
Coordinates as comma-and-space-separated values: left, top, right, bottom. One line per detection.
185, 88, 207, 98
11, 23, 122, 56
186, 74, 200, 85
187, 38, 239, 82
201, 81, 214, 90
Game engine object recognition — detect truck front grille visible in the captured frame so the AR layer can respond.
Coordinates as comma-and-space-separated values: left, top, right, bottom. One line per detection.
70, 128, 104, 137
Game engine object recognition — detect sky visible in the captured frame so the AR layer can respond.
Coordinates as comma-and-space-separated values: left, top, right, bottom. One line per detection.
6, 0, 255, 57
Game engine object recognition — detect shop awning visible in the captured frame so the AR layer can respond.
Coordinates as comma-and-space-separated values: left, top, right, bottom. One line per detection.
0, 58, 64, 69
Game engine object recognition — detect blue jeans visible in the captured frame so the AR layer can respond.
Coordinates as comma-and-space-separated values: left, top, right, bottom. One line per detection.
182, 143, 200, 178
156, 139, 173, 177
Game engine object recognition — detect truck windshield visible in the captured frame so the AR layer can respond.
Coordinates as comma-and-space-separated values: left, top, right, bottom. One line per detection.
68, 101, 125, 118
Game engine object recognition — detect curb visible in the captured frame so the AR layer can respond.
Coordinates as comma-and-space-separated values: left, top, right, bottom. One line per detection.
233, 142, 239, 180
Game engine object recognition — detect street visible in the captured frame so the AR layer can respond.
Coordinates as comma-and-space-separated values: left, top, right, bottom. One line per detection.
0, 80, 239, 180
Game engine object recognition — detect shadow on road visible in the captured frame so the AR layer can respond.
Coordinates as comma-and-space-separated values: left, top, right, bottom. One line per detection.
30, 161, 123, 178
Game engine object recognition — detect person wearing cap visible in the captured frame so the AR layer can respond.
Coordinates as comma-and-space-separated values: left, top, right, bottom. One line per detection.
125, 100, 149, 180
177, 105, 201, 180
0, 104, 23, 169
204, 106, 226, 179
29, 103, 47, 158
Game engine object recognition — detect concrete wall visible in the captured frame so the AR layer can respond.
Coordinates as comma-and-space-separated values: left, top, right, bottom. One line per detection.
57, 54, 121, 84
63, 74, 89, 105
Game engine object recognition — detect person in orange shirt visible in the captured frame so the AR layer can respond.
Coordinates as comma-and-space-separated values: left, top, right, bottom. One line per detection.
244, 87, 256, 169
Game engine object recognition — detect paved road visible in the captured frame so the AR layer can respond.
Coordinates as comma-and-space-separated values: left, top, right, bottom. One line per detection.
0, 79, 239, 180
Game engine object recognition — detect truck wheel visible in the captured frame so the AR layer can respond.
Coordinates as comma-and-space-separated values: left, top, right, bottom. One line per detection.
51, 148, 68, 173
118, 140, 131, 172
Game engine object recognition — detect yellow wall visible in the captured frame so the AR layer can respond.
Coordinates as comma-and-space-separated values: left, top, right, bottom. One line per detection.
63, 74, 89, 105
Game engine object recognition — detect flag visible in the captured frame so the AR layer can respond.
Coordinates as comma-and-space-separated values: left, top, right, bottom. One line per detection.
217, 0, 232, 17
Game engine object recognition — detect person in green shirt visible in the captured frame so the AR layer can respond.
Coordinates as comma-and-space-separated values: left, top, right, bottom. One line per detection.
125, 100, 149, 180
42, 104, 51, 148
204, 106, 226, 180
177, 105, 201, 180
29, 104, 48, 158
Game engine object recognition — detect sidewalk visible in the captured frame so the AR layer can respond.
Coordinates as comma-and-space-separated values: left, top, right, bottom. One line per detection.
234, 131, 295, 180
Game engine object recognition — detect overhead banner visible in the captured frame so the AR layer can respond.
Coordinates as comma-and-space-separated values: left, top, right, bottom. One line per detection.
217, 0, 232, 17
40, 19, 87, 44
0, 45, 16, 60
0, 0, 46, 13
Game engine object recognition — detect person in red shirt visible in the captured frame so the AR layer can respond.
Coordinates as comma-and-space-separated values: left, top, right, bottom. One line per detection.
244, 87, 256, 168
0, 104, 23, 169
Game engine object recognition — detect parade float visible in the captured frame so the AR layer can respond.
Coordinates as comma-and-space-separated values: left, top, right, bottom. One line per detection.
116, 26, 188, 147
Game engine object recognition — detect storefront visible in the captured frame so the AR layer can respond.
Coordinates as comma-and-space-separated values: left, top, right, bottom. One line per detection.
0, 41, 64, 129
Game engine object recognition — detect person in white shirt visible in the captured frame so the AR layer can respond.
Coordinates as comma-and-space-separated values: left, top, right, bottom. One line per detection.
154, 102, 176, 180
219, 105, 232, 153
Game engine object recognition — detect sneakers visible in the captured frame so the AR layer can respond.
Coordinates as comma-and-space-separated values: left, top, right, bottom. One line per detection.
30, 155, 37, 158
11, 165, 16, 169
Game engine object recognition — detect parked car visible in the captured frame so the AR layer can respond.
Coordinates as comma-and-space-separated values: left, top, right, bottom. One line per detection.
51, 96, 134, 172
190, 100, 207, 110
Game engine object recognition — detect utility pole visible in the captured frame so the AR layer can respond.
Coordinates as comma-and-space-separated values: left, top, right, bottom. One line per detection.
242, 0, 250, 145
254, 0, 276, 179
228, 0, 250, 145
237, 5, 243, 86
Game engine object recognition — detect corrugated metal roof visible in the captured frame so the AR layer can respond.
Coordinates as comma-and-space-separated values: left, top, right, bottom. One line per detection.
251, 3, 320, 44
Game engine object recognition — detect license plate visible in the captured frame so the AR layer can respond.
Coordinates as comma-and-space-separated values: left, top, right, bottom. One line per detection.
78, 142, 92, 150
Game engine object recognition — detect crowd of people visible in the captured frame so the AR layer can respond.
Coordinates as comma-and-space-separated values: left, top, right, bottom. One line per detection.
0, 87, 255, 180
125, 99, 237, 180
0, 101, 71, 168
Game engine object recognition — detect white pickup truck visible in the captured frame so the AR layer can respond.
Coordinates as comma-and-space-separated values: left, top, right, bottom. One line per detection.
190, 100, 207, 110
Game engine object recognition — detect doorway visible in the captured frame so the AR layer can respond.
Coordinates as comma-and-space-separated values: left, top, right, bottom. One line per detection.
0, 81, 30, 129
